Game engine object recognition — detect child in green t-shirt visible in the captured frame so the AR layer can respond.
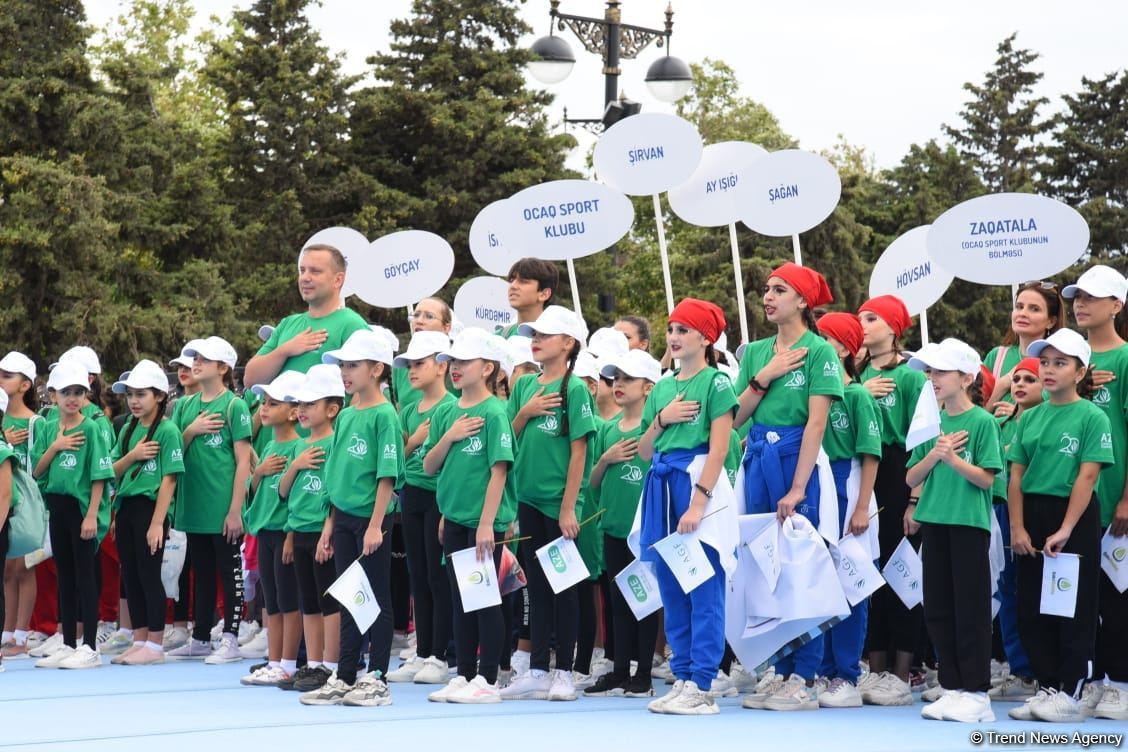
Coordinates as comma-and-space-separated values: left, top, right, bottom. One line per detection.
0, 388, 18, 672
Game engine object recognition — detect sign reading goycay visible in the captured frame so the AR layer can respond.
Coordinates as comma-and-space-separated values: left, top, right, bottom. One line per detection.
506, 180, 635, 261
927, 193, 1090, 286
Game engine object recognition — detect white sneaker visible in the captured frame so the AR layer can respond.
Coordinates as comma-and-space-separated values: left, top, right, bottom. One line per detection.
649, 679, 686, 713
1092, 684, 1128, 720
299, 672, 353, 706
447, 675, 502, 704
167, 639, 212, 659
571, 671, 594, 690
26, 631, 48, 650
500, 670, 552, 700
590, 657, 614, 679
651, 657, 673, 679
429, 676, 470, 703
862, 672, 913, 706
35, 644, 75, 668
664, 680, 719, 715
1033, 688, 1086, 722
237, 620, 260, 646
548, 669, 577, 701
241, 665, 290, 686
209, 620, 224, 645
742, 670, 784, 709
343, 672, 393, 707
1080, 682, 1107, 717
204, 634, 242, 664
921, 684, 946, 702
29, 632, 63, 658
730, 662, 758, 693
238, 630, 268, 659
511, 649, 531, 677
709, 670, 738, 698
989, 675, 1038, 701
1009, 688, 1056, 720
941, 691, 994, 722
387, 656, 426, 682
391, 631, 415, 651
764, 673, 819, 711
95, 621, 116, 648
990, 660, 1009, 686
921, 689, 960, 720
820, 678, 862, 708
162, 626, 189, 651
59, 644, 103, 670
413, 655, 449, 684
856, 669, 881, 695
100, 629, 133, 656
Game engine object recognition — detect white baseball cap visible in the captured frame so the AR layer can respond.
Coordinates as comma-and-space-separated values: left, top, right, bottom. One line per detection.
449, 314, 465, 338
51, 346, 101, 375
503, 336, 537, 379
112, 360, 171, 394
46, 362, 90, 392
600, 350, 663, 384
0, 389, 7, 414
437, 328, 507, 364
368, 325, 401, 356
323, 329, 395, 366
573, 350, 601, 381
258, 325, 276, 342
183, 336, 238, 368
251, 370, 307, 402
1028, 328, 1093, 367
587, 327, 629, 360
287, 364, 346, 402
1063, 265, 1128, 303
168, 339, 204, 369
908, 338, 981, 375
0, 351, 37, 380
392, 331, 450, 368
517, 305, 588, 343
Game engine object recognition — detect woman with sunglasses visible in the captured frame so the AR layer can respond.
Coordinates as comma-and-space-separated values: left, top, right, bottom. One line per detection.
983, 281, 1065, 416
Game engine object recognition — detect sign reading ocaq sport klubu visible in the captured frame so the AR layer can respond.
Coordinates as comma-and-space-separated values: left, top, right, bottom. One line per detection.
869, 225, 954, 316
927, 193, 1090, 286
508, 180, 635, 261
351, 230, 455, 309
592, 113, 703, 196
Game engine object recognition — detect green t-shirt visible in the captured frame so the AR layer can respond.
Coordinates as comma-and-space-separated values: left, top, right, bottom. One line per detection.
285, 434, 335, 533
172, 391, 253, 534
823, 381, 883, 462
0, 441, 22, 510
509, 373, 597, 517
401, 392, 457, 492
1008, 399, 1114, 498
593, 418, 647, 539
112, 419, 185, 502
725, 430, 743, 488
642, 367, 738, 453
1, 414, 40, 472
325, 402, 404, 519
983, 345, 1023, 407
860, 360, 928, 447
499, 323, 521, 339
32, 415, 115, 530
1088, 344, 1128, 525
907, 406, 1002, 532
738, 330, 843, 429
256, 308, 369, 379
243, 437, 301, 535
427, 396, 515, 530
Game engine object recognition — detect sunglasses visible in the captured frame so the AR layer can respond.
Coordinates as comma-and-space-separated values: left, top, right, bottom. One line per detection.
1020, 280, 1059, 291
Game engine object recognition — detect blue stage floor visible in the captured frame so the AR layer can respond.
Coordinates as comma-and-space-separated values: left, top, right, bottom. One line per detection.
0, 658, 1123, 751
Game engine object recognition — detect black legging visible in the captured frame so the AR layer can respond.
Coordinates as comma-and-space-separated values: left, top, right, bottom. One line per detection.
444, 521, 504, 684
518, 504, 579, 673
400, 484, 451, 661
291, 531, 340, 616
575, 579, 598, 674
604, 534, 658, 679
390, 520, 411, 632
116, 495, 168, 633
173, 545, 192, 621
188, 532, 243, 642
47, 494, 99, 649
0, 518, 9, 636
333, 509, 393, 685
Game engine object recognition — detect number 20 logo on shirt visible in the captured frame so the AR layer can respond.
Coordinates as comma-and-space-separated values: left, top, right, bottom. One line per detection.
302, 474, 323, 493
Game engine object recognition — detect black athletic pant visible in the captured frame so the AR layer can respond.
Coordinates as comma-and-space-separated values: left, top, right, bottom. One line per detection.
291, 531, 339, 617
0, 518, 9, 639
256, 529, 298, 616
575, 579, 597, 674
599, 572, 615, 663
400, 484, 452, 661
116, 495, 167, 633
1017, 493, 1100, 695
173, 544, 192, 621
390, 519, 410, 632
921, 522, 992, 692
518, 504, 579, 673
604, 534, 658, 679
333, 510, 393, 685
444, 522, 504, 684
188, 532, 243, 642
47, 494, 98, 649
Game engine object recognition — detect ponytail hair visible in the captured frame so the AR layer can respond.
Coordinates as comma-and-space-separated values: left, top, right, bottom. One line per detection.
88, 376, 106, 410
1077, 363, 1095, 401
20, 377, 37, 411
843, 353, 859, 381
125, 389, 171, 479
221, 366, 236, 392
483, 360, 502, 396
558, 339, 582, 437
1116, 306, 1128, 342
858, 336, 905, 373
800, 307, 818, 334
704, 343, 718, 368
374, 361, 396, 409
967, 371, 985, 407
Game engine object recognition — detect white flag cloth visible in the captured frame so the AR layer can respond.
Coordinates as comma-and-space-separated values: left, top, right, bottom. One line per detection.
748, 520, 782, 593
732, 442, 840, 544
327, 559, 382, 632
160, 529, 188, 602
989, 511, 1005, 619
1040, 553, 1081, 617
830, 534, 885, 606
905, 378, 942, 451
449, 547, 502, 612
1101, 529, 1128, 594
882, 537, 924, 609
653, 531, 716, 594
838, 457, 880, 560
614, 559, 664, 620
535, 535, 590, 594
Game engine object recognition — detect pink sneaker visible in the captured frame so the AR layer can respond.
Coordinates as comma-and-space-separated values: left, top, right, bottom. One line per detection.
122, 646, 165, 665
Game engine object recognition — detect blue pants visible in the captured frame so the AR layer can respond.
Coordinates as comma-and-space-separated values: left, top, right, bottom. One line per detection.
994, 502, 1032, 678
819, 460, 868, 683
655, 543, 726, 689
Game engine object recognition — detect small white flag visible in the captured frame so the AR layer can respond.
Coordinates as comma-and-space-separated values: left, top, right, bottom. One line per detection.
748, 521, 781, 593
1040, 553, 1081, 617
614, 559, 663, 620
653, 531, 716, 594
1101, 529, 1128, 594
832, 534, 885, 606
882, 537, 924, 609
905, 378, 942, 451
535, 536, 590, 594
449, 547, 503, 612
327, 559, 382, 632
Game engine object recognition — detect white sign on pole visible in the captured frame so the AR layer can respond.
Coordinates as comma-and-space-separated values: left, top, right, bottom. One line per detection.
614, 559, 664, 620
740, 149, 842, 237
301, 226, 370, 298
449, 546, 503, 612
469, 199, 520, 277
668, 141, 767, 228
507, 180, 635, 261
1040, 552, 1080, 618
351, 230, 455, 309
831, 535, 885, 606
653, 531, 716, 594
453, 276, 517, 334
1101, 529, 1128, 594
869, 225, 954, 317
535, 535, 590, 594
926, 193, 1090, 286
593, 113, 703, 196
882, 537, 924, 609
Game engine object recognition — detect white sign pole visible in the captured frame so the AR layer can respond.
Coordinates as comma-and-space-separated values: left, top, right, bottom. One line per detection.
567, 259, 583, 318
653, 194, 675, 314
919, 308, 930, 345
792, 234, 803, 266
728, 223, 750, 344
1011, 282, 1019, 302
